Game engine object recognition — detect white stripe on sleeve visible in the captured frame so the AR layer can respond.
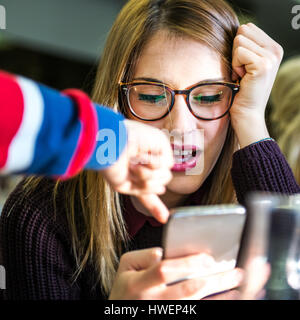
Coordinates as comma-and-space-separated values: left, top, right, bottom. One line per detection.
2, 76, 44, 173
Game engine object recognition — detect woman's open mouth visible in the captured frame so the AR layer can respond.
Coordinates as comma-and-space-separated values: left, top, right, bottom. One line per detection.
171, 144, 202, 172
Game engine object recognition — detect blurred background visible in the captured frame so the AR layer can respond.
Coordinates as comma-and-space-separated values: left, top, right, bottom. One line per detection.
0, 0, 300, 211
0, 0, 300, 92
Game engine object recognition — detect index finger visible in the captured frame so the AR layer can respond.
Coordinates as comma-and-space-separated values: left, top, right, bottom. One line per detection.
136, 193, 170, 223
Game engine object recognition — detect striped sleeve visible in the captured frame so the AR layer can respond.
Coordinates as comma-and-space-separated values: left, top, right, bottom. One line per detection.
0, 71, 128, 178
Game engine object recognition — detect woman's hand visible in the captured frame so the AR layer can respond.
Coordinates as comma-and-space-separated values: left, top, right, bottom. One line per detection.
230, 23, 284, 148
109, 248, 244, 300
101, 119, 174, 223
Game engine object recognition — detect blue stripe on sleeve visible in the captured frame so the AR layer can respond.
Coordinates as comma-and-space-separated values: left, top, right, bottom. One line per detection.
24, 83, 81, 176
85, 104, 128, 170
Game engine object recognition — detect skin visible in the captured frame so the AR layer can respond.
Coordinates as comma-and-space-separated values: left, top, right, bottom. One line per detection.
100, 118, 174, 222
108, 23, 283, 300
129, 30, 231, 211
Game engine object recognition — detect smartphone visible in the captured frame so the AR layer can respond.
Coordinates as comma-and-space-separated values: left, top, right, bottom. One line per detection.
162, 204, 246, 263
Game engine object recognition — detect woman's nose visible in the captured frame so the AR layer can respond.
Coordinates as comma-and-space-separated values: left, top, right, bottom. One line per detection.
164, 94, 197, 135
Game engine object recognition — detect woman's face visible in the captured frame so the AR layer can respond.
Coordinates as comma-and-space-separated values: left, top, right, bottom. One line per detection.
128, 30, 230, 206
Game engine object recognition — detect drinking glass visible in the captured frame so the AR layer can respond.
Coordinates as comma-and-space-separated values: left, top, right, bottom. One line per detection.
286, 195, 300, 298
238, 193, 300, 300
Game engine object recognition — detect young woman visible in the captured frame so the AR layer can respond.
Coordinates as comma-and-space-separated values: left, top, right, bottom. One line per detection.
1, 0, 299, 300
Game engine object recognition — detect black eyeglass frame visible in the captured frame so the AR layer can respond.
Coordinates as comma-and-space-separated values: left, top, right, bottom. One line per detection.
119, 81, 240, 121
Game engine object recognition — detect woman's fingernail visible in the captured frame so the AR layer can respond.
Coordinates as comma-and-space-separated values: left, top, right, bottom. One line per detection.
158, 186, 166, 194
199, 254, 215, 266
155, 248, 163, 258
234, 270, 244, 285
160, 210, 170, 223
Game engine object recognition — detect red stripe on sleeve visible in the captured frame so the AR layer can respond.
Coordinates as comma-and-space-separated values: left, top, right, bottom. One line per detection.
0, 71, 24, 169
60, 89, 98, 179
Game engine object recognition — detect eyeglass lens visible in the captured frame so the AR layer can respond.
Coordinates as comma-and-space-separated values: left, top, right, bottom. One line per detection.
127, 84, 233, 120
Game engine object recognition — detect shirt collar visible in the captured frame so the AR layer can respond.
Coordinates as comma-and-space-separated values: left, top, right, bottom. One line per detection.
122, 195, 162, 238
122, 180, 208, 238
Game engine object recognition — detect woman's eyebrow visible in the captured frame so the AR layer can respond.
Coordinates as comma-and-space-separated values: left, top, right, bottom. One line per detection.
133, 77, 164, 83
132, 77, 227, 85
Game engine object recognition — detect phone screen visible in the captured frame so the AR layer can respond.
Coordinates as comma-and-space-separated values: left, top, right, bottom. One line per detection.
162, 204, 246, 261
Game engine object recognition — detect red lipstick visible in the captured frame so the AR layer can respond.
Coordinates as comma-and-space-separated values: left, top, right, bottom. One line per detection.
171, 144, 201, 172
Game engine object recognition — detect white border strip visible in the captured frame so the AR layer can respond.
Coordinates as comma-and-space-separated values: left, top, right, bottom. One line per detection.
3, 76, 44, 173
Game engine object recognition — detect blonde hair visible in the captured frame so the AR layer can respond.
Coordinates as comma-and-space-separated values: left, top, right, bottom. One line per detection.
24, 0, 240, 296
271, 56, 300, 183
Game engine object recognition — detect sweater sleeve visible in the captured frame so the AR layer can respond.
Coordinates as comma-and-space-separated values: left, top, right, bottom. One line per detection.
231, 140, 300, 205
0, 180, 81, 300
0, 71, 127, 179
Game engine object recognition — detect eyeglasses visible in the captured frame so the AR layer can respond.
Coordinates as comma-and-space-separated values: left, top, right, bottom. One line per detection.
119, 80, 240, 121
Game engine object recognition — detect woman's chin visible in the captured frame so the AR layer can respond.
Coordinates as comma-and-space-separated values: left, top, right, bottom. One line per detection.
166, 173, 204, 195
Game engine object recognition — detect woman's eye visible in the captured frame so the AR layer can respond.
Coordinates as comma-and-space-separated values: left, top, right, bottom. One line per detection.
138, 94, 166, 104
193, 92, 223, 104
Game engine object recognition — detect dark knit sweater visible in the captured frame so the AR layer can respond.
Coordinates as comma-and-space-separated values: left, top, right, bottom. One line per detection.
0, 141, 299, 300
